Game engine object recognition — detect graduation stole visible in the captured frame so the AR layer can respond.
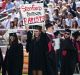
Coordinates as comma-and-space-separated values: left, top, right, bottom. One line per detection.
47, 34, 54, 52
76, 41, 80, 62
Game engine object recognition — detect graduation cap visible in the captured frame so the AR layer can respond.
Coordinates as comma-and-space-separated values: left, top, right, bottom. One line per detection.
45, 23, 53, 29
65, 29, 71, 34
54, 31, 60, 37
9, 33, 17, 37
33, 25, 42, 31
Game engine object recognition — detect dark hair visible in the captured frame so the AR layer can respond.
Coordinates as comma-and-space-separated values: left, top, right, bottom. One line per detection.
45, 23, 53, 29
14, 18, 18, 27
72, 20, 78, 29
10, 21, 14, 28
9, 33, 18, 45
34, 25, 42, 31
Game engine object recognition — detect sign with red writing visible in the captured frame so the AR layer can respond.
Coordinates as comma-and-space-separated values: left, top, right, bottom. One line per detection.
20, 3, 44, 25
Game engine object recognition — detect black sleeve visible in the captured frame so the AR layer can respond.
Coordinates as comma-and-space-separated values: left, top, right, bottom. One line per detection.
18, 43, 23, 70
26, 31, 32, 52
0, 48, 3, 69
69, 41, 78, 63
19, 43, 23, 58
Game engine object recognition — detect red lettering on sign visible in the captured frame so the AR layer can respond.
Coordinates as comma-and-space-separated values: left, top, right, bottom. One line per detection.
23, 16, 44, 24
28, 18, 33, 24
20, 4, 42, 12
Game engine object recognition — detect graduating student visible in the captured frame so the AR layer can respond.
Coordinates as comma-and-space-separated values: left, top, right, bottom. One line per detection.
60, 29, 77, 75
26, 26, 47, 75
45, 23, 58, 75
6, 33, 23, 75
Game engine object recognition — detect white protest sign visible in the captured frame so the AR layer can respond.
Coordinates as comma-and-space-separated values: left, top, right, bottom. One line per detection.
20, 3, 45, 25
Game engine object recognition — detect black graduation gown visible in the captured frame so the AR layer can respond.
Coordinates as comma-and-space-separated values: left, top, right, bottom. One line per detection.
26, 31, 47, 75
45, 33, 58, 75
6, 43, 23, 75
60, 38, 77, 75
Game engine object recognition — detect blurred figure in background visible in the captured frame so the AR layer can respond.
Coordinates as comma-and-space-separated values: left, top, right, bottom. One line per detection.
71, 20, 79, 29
60, 29, 77, 75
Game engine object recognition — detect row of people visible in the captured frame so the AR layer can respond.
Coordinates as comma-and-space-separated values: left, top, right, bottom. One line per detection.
0, 23, 80, 75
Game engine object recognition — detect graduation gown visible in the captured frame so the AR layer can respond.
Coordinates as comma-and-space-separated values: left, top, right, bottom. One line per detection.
60, 38, 77, 75
6, 43, 23, 75
45, 33, 58, 75
26, 31, 47, 75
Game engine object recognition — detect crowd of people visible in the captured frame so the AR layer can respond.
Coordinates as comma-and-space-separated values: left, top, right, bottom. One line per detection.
0, 23, 80, 75
0, 0, 80, 29
0, 0, 80, 75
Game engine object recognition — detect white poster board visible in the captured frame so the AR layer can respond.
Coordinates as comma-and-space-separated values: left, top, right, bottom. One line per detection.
20, 3, 45, 26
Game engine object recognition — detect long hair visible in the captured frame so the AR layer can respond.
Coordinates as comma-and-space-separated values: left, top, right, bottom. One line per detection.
72, 20, 78, 29
9, 35, 18, 45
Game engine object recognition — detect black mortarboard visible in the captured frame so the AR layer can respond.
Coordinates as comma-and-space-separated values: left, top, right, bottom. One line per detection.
54, 31, 60, 36
9, 33, 17, 37
34, 25, 42, 31
45, 23, 53, 29
65, 29, 71, 34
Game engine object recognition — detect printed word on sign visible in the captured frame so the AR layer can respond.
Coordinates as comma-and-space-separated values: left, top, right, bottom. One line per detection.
23, 16, 44, 24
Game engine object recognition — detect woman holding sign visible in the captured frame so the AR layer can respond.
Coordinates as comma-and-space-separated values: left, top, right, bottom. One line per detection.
26, 26, 47, 75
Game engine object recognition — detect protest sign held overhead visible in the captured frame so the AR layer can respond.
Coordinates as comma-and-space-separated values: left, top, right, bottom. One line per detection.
20, 3, 45, 25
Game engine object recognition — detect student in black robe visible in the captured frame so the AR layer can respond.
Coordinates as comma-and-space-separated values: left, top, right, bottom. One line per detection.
26, 26, 47, 75
45, 23, 58, 75
6, 33, 23, 75
60, 29, 77, 75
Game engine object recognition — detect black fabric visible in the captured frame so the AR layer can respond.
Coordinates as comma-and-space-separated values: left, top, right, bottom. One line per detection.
0, 48, 3, 70
6, 43, 23, 75
26, 31, 58, 75
45, 33, 58, 75
26, 31, 47, 75
9, 33, 17, 37
60, 39, 77, 75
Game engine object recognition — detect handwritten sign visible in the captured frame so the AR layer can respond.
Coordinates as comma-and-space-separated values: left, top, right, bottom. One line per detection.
20, 3, 45, 25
